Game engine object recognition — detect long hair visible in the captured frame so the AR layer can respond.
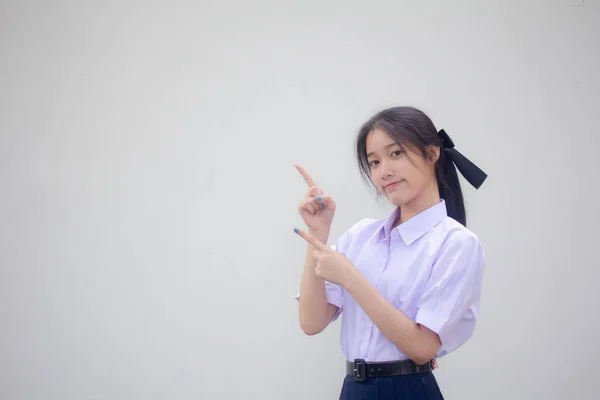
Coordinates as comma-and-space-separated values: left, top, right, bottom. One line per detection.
355, 106, 467, 226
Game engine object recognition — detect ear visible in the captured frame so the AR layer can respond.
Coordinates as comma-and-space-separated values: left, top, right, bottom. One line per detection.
426, 145, 441, 164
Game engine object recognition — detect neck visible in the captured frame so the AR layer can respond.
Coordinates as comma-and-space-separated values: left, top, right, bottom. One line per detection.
393, 181, 440, 227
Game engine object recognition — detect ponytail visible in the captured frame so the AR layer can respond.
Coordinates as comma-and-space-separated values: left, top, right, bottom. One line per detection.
436, 128, 488, 227
436, 149, 466, 226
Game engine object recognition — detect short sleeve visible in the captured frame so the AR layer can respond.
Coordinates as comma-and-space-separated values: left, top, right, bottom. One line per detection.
414, 232, 485, 357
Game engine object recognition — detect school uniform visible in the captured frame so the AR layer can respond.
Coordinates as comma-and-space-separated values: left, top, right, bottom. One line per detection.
297, 199, 485, 400
296, 129, 487, 400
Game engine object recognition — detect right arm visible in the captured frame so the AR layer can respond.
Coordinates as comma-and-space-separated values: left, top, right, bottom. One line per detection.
294, 163, 339, 335
298, 228, 340, 335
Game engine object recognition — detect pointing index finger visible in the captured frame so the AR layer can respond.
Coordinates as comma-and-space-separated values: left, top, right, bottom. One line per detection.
293, 227, 326, 249
294, 163, 317, 188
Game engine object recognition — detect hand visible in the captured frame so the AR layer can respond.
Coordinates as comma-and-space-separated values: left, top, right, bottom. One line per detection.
293, 227, 356, 287
295, 163, 336, 233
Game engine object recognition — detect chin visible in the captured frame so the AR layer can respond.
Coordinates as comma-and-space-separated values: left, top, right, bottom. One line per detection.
385, 193, 412, 207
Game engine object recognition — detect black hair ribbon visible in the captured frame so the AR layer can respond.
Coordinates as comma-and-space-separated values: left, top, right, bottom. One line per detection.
438, 129, 488, 189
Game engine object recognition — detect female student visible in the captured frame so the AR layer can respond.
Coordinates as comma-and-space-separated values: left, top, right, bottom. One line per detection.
294, 106, 487, 399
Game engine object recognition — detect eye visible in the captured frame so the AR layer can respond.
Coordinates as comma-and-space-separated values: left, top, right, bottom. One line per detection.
369, 160, 379, 167
391, 150, 402, 157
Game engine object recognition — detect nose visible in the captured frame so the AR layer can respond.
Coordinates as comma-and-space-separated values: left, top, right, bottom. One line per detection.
380, 160, 394, 179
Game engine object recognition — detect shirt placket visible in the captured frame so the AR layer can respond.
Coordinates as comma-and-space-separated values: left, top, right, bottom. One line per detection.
359, 234, 394, 359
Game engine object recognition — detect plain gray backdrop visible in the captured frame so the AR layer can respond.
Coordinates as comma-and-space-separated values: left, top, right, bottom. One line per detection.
1, 0, 599, 399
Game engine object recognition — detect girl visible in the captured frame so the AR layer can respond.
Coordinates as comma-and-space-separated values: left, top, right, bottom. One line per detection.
294, 106, 487, 399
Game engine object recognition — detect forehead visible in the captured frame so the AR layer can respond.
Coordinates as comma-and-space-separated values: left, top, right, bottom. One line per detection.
366, 128, 400, 155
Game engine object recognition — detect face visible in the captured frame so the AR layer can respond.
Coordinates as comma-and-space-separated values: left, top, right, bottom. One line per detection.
365, 128, 439, 207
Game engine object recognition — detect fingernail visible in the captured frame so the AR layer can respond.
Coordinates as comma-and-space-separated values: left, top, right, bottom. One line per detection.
316, 195, 322, 201
293, 228, 299, 233
313, 211, 317, 215
321, 203, 325, 209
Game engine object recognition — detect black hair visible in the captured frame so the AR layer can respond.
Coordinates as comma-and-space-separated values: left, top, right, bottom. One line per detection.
355, 106, 467, 226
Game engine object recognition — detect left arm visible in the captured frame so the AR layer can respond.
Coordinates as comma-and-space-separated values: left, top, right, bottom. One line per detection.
344, 270, 440, 364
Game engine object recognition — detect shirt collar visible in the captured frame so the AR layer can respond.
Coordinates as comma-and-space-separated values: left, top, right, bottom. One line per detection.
380, 199, 448, 245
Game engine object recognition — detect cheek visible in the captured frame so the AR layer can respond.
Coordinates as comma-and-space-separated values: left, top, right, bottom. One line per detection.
408, 165, 433, 188
399, 161, 425, 188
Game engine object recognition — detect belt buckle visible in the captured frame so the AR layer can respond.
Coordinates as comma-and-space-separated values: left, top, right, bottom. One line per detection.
353, 358, 366, 382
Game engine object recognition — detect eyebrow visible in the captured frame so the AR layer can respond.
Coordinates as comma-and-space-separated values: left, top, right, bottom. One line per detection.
367, 142, 400, 158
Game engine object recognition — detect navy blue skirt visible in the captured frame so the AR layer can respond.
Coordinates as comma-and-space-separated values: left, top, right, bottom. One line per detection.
339, 371, 444, 400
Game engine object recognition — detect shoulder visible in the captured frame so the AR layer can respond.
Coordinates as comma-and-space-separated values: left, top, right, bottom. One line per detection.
346, 216, 382, 234
436, 217, 482, 247
331, 215, 385, 253
432, 217, 485, 265
340, 214, 387, 241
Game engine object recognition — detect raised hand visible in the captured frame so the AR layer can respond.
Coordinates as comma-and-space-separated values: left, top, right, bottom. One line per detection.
295, 163, 336, 233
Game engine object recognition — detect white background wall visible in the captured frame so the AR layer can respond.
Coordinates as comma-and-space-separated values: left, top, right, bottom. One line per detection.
1, 1, 599, 399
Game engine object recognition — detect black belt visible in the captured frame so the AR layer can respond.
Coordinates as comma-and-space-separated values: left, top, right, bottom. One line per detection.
346, 358, 434, 382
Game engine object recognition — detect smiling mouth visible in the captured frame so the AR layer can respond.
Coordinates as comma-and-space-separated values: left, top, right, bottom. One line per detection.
384, 181, 403, 191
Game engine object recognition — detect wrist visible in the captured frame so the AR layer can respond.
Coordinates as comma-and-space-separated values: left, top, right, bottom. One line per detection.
308, 228, 330, 243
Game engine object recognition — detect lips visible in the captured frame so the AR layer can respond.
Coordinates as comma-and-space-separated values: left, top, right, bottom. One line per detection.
384, 180, 403, 191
